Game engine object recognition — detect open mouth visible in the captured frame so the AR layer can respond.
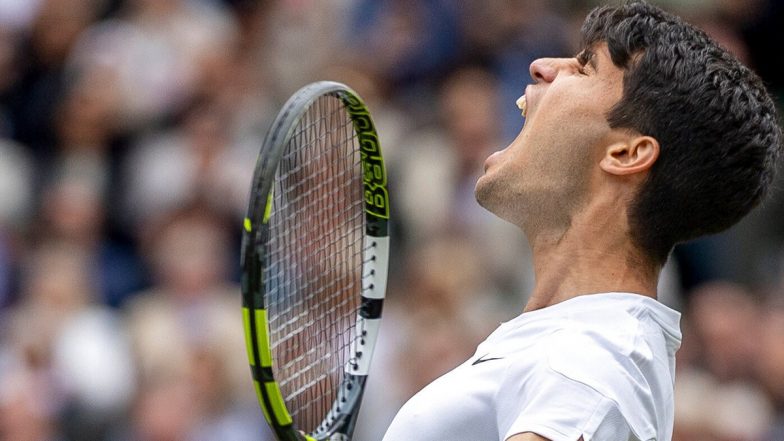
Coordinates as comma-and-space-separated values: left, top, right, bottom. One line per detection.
516, 94, 527, 118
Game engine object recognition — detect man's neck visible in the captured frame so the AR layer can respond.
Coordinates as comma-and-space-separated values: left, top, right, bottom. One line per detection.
522, 198, 660, 313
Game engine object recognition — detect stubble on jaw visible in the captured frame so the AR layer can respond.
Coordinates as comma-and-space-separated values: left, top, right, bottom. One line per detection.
475, 143, 594, 244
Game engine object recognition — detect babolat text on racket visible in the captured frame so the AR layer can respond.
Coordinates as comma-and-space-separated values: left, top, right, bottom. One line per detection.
240, 81, 389, 441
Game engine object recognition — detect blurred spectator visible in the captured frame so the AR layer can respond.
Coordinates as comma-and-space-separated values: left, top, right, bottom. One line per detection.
67, 0, 238, 129
263, 0, 355, 99
688, 282, 762, 381
121, 375, 198, 441
349, 0, 461, 98
35, 163, 146, 307
672, 281, 776, 441
123, 206, 263, 440
673, 368, 773, 440
0, 358, 59, 441
6, 0, 103, 161
2, 241, 135, 440
122, 101, 255, 231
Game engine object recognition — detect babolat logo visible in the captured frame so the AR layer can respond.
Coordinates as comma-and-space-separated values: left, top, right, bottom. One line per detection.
343, 93, 390, 220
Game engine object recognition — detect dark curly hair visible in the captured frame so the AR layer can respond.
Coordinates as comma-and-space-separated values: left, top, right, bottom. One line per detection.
581, 0, 783, 264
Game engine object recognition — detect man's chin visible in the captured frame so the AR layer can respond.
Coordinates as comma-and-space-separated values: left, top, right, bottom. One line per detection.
474, 174, 498, 213
474, 174, 488, 201
475, 176, 529, 229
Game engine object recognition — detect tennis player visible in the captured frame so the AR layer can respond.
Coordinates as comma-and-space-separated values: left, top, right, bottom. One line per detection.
383, 1, 782, 441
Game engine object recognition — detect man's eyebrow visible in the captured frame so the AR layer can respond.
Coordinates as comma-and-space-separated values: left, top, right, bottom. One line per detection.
577, 48, 598, 71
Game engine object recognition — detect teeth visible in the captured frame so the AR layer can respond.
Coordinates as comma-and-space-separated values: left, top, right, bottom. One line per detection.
516, 95, 527, 117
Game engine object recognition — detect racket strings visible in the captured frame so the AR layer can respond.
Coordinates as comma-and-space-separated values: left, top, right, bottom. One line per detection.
263, 94, 365, 431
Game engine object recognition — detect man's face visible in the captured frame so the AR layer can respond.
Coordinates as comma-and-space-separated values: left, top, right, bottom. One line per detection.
475, 43, 626, 233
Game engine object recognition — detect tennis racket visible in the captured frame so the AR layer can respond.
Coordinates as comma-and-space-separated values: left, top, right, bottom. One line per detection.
240, 81, 390, 441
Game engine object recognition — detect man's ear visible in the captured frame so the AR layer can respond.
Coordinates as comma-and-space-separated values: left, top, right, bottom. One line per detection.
599, 136, 660, 176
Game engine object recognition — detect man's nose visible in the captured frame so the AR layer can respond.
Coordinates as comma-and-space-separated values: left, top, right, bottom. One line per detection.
529, 58, 563, 84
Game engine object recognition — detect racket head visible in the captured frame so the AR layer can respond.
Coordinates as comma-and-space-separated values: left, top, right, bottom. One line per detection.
241, 81, 389, 441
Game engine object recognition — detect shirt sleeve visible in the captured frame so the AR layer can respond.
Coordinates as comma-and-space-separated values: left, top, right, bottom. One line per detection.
495, 331, 639, 441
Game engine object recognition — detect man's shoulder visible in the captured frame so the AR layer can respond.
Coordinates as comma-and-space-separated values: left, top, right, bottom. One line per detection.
541, 327, 644, 380
538, 293, 680, 359
495, 326, 653, 441
530, 323, 671, 439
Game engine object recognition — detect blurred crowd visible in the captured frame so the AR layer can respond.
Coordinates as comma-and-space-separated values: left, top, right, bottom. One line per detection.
0, 0, 782, 440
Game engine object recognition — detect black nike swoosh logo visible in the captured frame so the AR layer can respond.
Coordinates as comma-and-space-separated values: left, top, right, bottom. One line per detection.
472, 354, 504, 365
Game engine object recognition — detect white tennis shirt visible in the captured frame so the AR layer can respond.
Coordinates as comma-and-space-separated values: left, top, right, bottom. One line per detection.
383, 293, 682, 441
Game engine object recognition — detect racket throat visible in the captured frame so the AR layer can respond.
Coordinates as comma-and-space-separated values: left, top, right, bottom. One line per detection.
311, 376, 367, 439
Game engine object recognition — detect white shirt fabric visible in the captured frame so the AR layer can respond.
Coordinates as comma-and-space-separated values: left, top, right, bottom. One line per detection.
383, 293, 682, 441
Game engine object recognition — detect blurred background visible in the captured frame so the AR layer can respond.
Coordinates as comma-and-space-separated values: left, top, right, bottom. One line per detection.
0, 0, 782, 440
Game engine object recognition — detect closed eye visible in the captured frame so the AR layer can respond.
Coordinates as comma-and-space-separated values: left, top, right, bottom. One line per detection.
576, 48, 597, 74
